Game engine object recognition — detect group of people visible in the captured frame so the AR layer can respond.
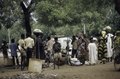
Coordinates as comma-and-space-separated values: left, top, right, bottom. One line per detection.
0, 26, 119, 71
70, 27, 115, 65
0, 33, 34, 70
70, 33, 99, 65
0, 32, 63, 70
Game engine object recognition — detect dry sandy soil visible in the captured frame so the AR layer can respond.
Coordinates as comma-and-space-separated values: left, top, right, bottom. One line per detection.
0, 62, 120, 79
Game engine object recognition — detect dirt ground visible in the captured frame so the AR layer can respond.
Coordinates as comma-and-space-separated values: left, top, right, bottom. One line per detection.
0, 62, 120, 79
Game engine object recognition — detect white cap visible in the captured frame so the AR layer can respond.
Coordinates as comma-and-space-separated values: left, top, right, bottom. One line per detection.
93, 37, 97, 41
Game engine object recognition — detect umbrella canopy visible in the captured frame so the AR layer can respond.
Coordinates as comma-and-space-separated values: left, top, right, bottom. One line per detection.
33, 29, 43, 36
33, 29, 43, 33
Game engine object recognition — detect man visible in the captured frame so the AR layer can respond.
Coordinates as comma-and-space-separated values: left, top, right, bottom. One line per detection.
105, 26, 114, 62
1, 40, 8, 66
18, 34, 26, 70
45, 36, 54, 66
10, 39, 19, 68
114, 31, 120, 57
53, 37, 61, 69
24, 33, 34, 67
71, 35, 78, 58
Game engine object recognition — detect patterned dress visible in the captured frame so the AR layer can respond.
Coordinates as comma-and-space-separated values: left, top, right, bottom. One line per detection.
98, 36, 107, 60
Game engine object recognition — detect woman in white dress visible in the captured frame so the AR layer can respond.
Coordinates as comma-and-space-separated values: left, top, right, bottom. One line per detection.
88, 38, 98, 65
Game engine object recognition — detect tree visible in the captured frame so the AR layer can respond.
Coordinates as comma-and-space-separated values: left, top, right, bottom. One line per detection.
0, 0, 20, 29
35, 0, 81, 27
20, 0, 35, 36
114, 0, 120, 14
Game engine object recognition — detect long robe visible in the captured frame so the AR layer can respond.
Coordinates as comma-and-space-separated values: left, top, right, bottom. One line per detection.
35, 37, 45, 59
106, 33, 114, 58
88, 43, 98, 64
98, 36, 107, 60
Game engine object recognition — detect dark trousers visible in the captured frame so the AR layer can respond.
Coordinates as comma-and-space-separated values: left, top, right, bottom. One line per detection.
12, 56, 19, 66
72, 49, 77, 58
21, 56, 26, 70
26, 48, 32, 67
45, 51, 51, 65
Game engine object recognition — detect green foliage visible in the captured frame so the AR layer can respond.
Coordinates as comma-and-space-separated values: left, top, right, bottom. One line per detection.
0, 0, 21, 29
35, 0, 118, 36
35, 0, 81, 26
1, 0, 120, 40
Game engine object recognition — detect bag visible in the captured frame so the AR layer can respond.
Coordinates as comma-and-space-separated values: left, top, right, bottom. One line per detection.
70, 58, 81, 66
53, 42, 61, 52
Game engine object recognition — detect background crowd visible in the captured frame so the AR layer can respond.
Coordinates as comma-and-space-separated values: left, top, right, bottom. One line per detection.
0, 26, 119, 71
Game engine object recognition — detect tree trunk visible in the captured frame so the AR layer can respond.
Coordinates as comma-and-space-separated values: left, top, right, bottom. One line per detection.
115, 0, 120, 14
24, 10, 31, 36
20, 1, 32, 36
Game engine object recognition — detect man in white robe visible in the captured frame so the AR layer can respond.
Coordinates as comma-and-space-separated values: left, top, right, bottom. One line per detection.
106, 33, 114, 62
88, 39, 98, 65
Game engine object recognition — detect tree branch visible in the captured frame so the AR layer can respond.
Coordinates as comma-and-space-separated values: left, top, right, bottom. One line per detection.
114, 0, 120, 14
20, 1, 27, 12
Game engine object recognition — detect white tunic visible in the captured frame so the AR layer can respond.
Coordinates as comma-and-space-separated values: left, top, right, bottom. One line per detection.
106, 33, 113, 58
88, 43, 98, 64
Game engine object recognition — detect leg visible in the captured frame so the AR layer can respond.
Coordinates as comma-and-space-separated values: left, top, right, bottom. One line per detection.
21, 56, 26, 70
26, 48, 31, 67
72, 49, 75, 58
16, 56, 19, 66
53, 54, 56, 69
12, 56, 15, 66
21, 56, 23, 70
54, 58, 55, 69
58, 57, 60, 69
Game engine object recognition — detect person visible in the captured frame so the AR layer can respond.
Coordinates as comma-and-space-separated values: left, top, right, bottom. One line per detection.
53, 37, 61, 69
98, 31, 107, 64
0, 40, 8, 65
24, 33, 34, 67
10, 39, 19, 68
77, 37, 85, 65
83, 34, 90, 64
88, 38, 98, 65
34, 34, 45, 60
113, 31, 120, 58
45, 36, 54, 66
18, 34, 26, 70
93, 37, 98, 63
105, 27, 114, 62
71, 35, 78, 58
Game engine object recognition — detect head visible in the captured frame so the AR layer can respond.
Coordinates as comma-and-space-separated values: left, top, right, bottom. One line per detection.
21, 34, 25, 39
47, 36, 51, 40
72, 35, 76, 40
101, 31, 106, 37
89, 36, 93, 43
11, 39, 15, 43
54, 37, 58, 42
105, 26, 111, 33
93, 37, 97, 43
2, 40, 7, 45
116, 31, 120, 36
26, 33, 31, 38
